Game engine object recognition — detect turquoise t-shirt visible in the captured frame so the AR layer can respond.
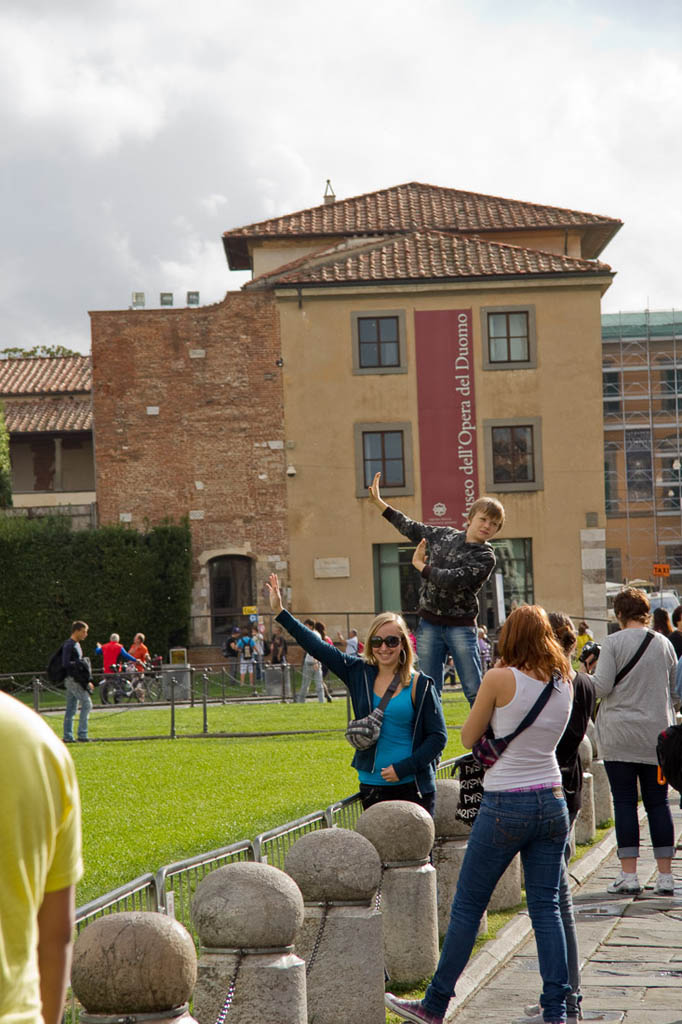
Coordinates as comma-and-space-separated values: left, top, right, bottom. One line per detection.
358, 681, 416, 786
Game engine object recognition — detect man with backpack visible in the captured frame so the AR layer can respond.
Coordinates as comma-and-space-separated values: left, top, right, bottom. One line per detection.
237, 630, 256, 688
62, 620, 94, 744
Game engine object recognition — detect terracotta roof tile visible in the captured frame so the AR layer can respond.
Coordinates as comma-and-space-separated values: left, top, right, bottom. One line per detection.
245, 231, 613, 289
0, 355, 91, 396
3, 396, 92, 433
224, 182, 621, 267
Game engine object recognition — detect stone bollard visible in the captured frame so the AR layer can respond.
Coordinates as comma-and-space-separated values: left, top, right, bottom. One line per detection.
285, 828, 385, 1024
591, 759, 614, 826
575, 772, 596, 844
356, 800, 438, 984
432, 780, 488, 939
578, 735, 593, 772
71, 911, 197, 1024
191, 862, 306, 1024
586, 718, 598, 758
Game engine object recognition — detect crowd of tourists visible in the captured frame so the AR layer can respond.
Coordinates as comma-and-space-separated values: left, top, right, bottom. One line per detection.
3, 473, 681, 1024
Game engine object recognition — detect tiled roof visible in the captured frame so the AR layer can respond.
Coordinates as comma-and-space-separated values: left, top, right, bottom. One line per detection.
3, 396, 92, 433
0, 355, 91, 396
245, 231, 613, 290
224, 182, 622, 268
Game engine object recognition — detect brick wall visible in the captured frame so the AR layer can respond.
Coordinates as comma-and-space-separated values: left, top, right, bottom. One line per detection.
90, 291, 288, 644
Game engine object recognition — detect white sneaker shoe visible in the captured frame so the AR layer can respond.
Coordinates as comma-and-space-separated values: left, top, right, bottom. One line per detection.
655, 873, 675, 894
607, 871, 641, 894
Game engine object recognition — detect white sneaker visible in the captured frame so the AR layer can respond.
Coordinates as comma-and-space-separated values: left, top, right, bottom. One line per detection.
655, 873, 675, 894
607, 871, 641, 894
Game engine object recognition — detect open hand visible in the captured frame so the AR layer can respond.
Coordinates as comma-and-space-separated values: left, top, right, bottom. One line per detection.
265, 573, 284, 614
412, 538, 428, 572
368, 472, 387, 510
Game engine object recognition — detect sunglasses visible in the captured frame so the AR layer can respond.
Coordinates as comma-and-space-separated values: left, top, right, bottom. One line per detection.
369, 635, 402, 650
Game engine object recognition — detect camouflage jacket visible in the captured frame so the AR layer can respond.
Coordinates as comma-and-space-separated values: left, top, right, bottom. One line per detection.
383, 507, 496, 620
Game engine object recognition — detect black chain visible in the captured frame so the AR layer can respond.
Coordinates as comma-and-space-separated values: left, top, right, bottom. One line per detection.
213, 951, 243, 1024
306, 903, 330, 976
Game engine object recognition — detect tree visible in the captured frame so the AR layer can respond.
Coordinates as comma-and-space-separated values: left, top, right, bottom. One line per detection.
0, 403, 12, 508
0, 344, 82, 359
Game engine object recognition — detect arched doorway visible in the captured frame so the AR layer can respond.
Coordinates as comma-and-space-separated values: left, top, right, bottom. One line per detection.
208, 555, 255, 645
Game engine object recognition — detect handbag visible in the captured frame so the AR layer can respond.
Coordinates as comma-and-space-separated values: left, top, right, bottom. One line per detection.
455, 675, 557, 827
345, 670, 402, 750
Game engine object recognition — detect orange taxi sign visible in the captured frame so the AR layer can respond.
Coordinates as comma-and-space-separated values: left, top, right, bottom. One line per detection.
653, 563, 670, 577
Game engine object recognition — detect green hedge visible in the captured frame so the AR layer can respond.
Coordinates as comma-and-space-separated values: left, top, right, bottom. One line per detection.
0, 516, 191, 674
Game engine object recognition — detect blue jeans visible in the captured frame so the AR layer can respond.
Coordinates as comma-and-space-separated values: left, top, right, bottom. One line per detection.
423, 789, 570, 1022
416, 620, 482, 702
604, 760, 674, 859
63, 677, 92, 740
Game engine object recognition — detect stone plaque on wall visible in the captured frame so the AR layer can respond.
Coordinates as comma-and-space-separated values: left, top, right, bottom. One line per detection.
314, 557, 350, 578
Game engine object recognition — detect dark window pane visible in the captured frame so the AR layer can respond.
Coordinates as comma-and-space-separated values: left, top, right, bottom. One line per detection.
384, 459, 404, 486
363, 430, 405, 489
359, 341, 379, 367
358, 318, 378, 342
363, 432, 383, 459
383, 432, 403, 459
378, 317, 398, 342
492, 425, 535, 484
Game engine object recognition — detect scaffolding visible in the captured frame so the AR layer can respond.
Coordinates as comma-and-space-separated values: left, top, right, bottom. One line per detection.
602, 309, 682, 586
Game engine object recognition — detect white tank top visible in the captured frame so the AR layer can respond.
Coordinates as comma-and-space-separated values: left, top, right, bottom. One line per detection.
483, 667, 572, 791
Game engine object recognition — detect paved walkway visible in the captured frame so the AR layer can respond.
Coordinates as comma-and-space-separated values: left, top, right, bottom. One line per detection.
444, 800, 682, 1024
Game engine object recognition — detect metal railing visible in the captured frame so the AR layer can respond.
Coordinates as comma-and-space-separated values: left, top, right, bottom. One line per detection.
252, 809, 329, 868
75, 873, 158, 932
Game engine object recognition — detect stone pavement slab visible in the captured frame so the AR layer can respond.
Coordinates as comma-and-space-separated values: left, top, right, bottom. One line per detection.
441, 800, 682, 1023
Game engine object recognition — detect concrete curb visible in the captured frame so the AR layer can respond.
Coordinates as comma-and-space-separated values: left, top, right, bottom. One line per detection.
443, 822, 622, 1021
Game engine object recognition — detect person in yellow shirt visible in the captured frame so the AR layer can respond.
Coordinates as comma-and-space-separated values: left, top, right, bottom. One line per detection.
0, 692, 83, 1024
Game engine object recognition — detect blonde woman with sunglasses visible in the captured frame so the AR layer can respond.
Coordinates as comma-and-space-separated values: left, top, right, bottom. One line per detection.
266, 574, 447, 815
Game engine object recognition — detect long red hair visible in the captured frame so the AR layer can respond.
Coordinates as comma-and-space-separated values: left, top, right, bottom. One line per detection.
498, 605, 570, 681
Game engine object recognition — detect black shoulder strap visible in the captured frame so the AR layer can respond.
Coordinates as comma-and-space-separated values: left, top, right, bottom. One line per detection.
504, 676, 555, 743
613, 630, 654, 686
376, 670, 402, 713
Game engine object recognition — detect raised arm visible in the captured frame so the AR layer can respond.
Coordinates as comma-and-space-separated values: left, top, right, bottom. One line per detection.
265, 574, 357, 682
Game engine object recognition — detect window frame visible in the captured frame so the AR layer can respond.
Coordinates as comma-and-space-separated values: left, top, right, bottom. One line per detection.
480, 304, 537, 371
483, 417, 544, 492
351, 310, 407, 375
354, 421, 414, 498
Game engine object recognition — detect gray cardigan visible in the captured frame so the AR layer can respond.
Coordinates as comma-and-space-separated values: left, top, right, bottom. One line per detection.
593, 627, 678, 764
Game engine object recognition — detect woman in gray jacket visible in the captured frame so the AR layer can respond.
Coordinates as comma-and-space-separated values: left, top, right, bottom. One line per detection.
593, 587, 678, 896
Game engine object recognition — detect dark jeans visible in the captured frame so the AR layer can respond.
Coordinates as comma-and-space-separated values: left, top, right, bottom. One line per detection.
359, 780, 436, 818
604, 760, 674, 859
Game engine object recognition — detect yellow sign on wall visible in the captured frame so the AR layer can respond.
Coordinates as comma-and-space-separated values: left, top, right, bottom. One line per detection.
242, 605, 258, 615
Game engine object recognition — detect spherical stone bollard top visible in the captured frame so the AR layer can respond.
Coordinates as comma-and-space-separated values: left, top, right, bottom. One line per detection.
433, 779, 470, 839
355, 800, 435, 863
71, 911, 196, 1014
578, 735, 593, 771
191, 861, 304, 949
285, 827, 381, 902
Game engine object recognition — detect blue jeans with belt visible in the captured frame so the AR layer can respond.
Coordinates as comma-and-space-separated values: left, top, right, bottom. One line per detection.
416, 619, 482, 702
423, 788, 570, 1022
63, 676, 92, 740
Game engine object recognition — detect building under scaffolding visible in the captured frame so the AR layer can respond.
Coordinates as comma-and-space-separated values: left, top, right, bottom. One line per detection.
603, 310, 682, 588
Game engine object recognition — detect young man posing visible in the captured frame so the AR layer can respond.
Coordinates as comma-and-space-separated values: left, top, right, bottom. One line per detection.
368, 472, 504, 702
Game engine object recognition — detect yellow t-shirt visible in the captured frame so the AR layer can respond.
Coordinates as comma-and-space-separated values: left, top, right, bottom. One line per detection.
0, 693, 83, 1024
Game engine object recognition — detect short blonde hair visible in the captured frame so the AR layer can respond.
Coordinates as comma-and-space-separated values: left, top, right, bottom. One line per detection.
363, 611, 414, 688
467, 497, 505, 531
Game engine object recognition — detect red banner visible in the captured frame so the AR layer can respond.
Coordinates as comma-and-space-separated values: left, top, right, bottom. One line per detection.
414, 309, 478, 528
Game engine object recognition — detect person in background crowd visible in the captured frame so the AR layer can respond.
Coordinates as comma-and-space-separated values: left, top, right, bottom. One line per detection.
369, 471, 504, 701
237, 630, 256, 688
1, 692, 83, 1024
652, 607, 674, 640
222, 627, 241, 681
267, 573, 446, 816
96, 633, 144, 675
337, 628, 359, 657
385, 604, 573, 1024
251, 624, 265, 684
315, 620, 335, 702
129, 632, 150, 667
670, 605, 682, 657
574, 622, 594, 662
270, 623, 288, 665
297, 619, 325, 703
592, 587, 678, 896
478, 625, 492, 673
62, 620, 94, 744
522, 612, 596, 1024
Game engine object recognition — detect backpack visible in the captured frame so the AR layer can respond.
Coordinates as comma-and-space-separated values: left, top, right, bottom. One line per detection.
657, 725, 682, 793
241, 638, 253, 659
46, 646, 67, 685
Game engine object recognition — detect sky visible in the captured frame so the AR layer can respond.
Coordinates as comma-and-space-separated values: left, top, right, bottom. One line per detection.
1, 0, 681, 355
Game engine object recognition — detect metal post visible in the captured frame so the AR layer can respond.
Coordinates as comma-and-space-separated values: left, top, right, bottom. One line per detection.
202, 672, 208, 734
221, 665, 226, 704
190, 666, 195, 708
170, 678, 176, 739
32, 677, 40, 713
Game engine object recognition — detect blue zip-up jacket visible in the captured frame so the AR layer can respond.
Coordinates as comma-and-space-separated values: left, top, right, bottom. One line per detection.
277, 609, 447, 794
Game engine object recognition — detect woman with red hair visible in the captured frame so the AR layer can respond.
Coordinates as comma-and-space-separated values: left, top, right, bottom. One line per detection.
386, 605, 573, 1024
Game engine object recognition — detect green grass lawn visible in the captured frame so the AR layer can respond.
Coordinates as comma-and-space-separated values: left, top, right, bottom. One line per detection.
41, 691, 469, 904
